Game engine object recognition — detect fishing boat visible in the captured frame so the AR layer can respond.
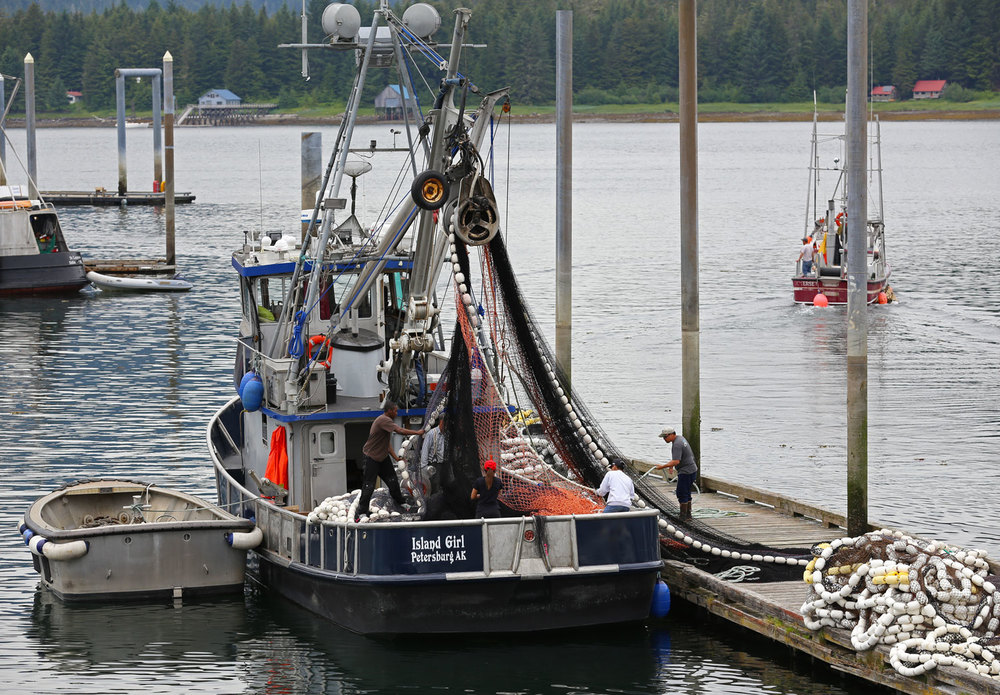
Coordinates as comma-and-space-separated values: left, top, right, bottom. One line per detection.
207, 1, 664, 635
792, 104, 892, 304
18, 479, 261, 602
0, 185, 88, 295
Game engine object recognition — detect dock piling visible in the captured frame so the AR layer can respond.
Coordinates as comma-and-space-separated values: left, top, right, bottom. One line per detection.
24, 54, 37, 198
301, 132, 322, 240
163, 52, 175, 269
555, 10, 573, 385
678, 0, 701, 469
846, 0, 869, 535
0, 73, 6, 185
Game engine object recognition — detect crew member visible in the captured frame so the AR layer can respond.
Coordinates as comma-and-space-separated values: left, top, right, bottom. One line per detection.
655, 427, 698, 520
597, 459, 635, 513
356, 401, 424, 521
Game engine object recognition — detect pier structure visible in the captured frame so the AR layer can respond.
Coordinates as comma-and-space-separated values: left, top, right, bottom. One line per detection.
176, 103, 276, 126
635, 467, 1000, 695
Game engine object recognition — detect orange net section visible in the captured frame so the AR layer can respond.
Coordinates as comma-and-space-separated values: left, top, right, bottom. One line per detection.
445, 240, 603, 516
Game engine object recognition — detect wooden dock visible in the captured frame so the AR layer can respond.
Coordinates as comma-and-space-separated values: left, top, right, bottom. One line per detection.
642, 471, 1000, 695
41, 189, 196, 206
85, 259, 176, 276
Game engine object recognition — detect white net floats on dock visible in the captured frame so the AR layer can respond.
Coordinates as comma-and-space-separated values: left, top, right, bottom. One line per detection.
801, 529, 1000, 683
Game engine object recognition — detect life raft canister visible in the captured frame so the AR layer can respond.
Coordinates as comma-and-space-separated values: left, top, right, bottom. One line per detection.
308, 334, 332, 368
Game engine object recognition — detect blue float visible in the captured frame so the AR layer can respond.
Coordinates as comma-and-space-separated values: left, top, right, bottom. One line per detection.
650, 580, 671, 618
241, 375, 264, 411
238, 371, 258, 397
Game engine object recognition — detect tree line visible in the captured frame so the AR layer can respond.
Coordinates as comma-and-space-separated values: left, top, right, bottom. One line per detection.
1, 0, 997, 114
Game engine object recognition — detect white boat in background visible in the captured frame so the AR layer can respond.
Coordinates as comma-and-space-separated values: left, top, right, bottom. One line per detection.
87, 270, 192, 292
792, 101, 892, 304
19, 479, 261, 602
0, 187, 89, 296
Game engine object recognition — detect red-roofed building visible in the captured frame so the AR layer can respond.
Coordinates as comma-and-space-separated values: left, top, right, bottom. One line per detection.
66, 90, 82, 104
871, 85, 897, 102
912, 80, 947, 99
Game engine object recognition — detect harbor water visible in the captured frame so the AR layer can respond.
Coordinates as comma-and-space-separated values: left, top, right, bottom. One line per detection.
1, 120, 998, 694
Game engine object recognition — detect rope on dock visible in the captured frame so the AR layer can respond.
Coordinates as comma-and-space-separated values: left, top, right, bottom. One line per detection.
801, 529, 1000, 683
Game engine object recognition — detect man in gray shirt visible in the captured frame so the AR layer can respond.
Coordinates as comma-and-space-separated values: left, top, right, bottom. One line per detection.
655, 427, 698, 520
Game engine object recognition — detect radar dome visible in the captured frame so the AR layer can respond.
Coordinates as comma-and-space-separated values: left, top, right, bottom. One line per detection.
402, 3, 441, 39
322, 3, 361, 40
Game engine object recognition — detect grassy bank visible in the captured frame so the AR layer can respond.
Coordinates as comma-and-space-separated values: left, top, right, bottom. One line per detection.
9, 95, 1000, 126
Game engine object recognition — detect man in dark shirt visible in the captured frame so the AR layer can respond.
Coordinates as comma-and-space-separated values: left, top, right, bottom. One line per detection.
470, 459, 503, 518
655, 427, 698, 520
356, 401, 424, 521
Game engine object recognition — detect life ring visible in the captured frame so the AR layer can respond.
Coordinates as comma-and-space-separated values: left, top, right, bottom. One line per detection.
835, 211, 846, 228
308, 335, 331, 368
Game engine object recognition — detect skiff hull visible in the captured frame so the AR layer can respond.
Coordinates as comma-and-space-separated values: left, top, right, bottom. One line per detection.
20, 479, 258, 602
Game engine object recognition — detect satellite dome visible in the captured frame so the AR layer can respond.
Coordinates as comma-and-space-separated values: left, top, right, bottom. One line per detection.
402, 3, 441, 39
322, 3, 361, 41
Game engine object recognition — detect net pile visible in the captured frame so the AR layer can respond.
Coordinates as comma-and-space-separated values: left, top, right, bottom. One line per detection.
802, 529, 1000, 682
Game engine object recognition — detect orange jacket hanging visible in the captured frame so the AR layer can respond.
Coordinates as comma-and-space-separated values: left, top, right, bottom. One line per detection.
265, 426, 289, 490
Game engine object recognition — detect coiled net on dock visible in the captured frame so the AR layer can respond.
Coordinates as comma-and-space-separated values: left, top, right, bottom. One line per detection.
802, 529, 1000, 683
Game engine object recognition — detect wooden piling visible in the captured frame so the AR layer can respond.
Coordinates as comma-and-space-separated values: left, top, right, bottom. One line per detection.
555, 10, 573, 385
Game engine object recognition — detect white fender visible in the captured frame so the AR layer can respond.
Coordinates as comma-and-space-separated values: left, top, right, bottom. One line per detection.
29, 535, 89, 560
227, 527, 263, 550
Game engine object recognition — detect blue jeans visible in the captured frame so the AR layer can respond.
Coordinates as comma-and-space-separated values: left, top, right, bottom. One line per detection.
802, 260, 813, 275
675, 473, 696, 504
603, 504, 630, 513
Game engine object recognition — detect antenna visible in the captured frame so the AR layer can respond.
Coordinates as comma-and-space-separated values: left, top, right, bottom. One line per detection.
300, 0, 309, 79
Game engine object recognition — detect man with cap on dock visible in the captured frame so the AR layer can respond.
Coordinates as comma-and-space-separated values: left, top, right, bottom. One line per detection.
655, 427, 697, 520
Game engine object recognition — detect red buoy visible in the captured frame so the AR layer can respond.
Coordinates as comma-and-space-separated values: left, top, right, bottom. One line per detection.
877, 291, 888, 304
813, 293, 829, 308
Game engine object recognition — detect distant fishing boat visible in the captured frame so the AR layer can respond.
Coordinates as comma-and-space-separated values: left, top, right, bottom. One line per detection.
18, 479, 261, 602
121, 120, 148, 129
0, 185, 88, 295
792, 103, 892, 304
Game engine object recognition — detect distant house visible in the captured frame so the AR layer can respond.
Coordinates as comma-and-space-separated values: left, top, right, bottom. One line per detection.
198, 89, 242, 106
870, 85, 896, 102
912, 80, 947, 99
374, 84, 419, 121
66, 90, 82, 104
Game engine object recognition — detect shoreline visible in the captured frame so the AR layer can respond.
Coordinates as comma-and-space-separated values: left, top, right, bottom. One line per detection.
6, 108, 1000, 128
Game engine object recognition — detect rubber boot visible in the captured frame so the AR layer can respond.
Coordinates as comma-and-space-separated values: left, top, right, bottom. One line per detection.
680, 501, 692, 521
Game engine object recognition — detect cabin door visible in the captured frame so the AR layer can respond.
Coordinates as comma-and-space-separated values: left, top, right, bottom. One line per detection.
308, 424, 346, 508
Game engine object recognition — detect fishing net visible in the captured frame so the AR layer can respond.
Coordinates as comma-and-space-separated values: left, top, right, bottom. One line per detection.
396, 229, 812, 577
802, 529, 1000, 683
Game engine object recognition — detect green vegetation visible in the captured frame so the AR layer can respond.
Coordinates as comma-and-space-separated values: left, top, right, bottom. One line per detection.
0, 0, 997, 116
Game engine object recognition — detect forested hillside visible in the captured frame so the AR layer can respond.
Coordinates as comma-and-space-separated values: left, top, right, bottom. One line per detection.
1, 0, 997, 113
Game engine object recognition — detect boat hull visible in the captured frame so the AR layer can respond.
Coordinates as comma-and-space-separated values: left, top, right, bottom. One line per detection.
0, 251, 88, 295
21, 479, 256, 602
792, 273, 890, 304
87, 270, 193, 292
253, 551, 659, 635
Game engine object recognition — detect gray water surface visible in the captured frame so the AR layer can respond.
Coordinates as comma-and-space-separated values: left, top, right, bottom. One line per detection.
1, 120, 997, 694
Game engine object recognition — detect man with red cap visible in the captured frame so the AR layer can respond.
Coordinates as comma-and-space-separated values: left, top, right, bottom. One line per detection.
470, 459, 503, 518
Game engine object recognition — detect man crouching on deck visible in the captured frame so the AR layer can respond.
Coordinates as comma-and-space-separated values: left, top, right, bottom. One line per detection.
356, 401, 424, 521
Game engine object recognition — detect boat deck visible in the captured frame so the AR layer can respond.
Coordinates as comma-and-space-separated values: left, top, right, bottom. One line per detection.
641, 471, 999, 695
41, 190, 195, 206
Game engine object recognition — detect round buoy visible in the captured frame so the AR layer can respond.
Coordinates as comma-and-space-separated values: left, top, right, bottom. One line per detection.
241, 375, 264, 411
813, 293, 829, 308
238, 371, 258, 397
650, 580, 671, 618
877, 291, 888, 304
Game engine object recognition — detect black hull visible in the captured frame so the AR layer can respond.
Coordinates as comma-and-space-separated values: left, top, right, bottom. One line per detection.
252, 551, 659, 635
0, 252, 88, 295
